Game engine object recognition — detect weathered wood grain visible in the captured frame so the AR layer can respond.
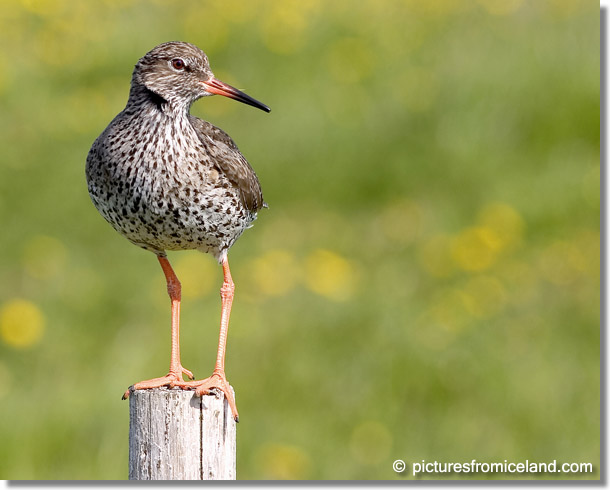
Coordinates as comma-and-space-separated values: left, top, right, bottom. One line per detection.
128, 387, 236, 480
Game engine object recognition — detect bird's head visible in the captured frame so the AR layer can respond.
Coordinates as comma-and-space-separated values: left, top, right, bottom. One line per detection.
131, 41, 270, 113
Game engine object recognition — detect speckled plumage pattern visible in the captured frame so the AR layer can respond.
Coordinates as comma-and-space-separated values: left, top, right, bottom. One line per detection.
85, 42, 270, 421
86, 42, 266, 262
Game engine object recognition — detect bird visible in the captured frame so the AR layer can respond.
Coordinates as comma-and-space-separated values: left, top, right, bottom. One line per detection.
86, 41, 270, 422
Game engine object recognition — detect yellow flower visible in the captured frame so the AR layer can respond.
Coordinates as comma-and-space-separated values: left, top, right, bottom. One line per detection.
451, 226, 502, 272
0, 299, 45, 349
477, 202, 524, 253
304, 249, 358, 301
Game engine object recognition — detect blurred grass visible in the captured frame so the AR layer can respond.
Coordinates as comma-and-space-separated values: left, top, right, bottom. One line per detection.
0, 0, 600, 481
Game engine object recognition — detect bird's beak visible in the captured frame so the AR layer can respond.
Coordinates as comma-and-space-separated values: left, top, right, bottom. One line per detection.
202, 77, 271, 113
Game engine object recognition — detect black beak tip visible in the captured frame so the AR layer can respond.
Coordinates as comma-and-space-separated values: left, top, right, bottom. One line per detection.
239, 95, 271, 113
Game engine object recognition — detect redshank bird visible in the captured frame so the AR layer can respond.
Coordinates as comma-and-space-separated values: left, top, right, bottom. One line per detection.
86, 42, 270, 422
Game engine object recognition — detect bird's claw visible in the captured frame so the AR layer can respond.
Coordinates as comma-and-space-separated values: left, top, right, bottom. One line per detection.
123, 369, 238, 421
121, 366, 195, 399
183, 371, 239, 422
181, 366, 195, 380
122, 385, 134, 400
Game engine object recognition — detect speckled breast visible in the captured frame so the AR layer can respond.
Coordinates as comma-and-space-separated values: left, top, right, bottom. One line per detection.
86, 109, 255, 261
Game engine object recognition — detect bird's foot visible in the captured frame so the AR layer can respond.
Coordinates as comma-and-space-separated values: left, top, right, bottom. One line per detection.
122, 365, 195, 399
182, 370, 239, 422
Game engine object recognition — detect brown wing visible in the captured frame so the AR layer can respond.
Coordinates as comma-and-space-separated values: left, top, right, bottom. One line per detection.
189, 115, 264, 212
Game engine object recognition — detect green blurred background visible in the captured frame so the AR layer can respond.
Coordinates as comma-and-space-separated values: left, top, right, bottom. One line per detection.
0, 0, 599, 481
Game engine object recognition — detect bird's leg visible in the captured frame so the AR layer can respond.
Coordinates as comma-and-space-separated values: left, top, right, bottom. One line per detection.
122, 255, 194, 399
213, 255, 234, 380
182, 255, 239, 422
158, 256, 195, 380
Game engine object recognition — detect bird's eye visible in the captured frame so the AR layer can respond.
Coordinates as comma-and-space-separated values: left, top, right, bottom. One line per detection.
171, 58, 185, 70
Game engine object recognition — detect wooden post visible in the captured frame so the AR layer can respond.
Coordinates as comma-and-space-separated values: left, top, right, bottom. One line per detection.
128, 387, 236, 480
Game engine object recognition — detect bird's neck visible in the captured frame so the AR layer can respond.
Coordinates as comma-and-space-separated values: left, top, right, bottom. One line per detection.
126, 84, 191, 119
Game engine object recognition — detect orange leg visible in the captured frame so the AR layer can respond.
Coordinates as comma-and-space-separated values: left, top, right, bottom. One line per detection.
182, 255, 239, 422
122, 255, 194, 399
